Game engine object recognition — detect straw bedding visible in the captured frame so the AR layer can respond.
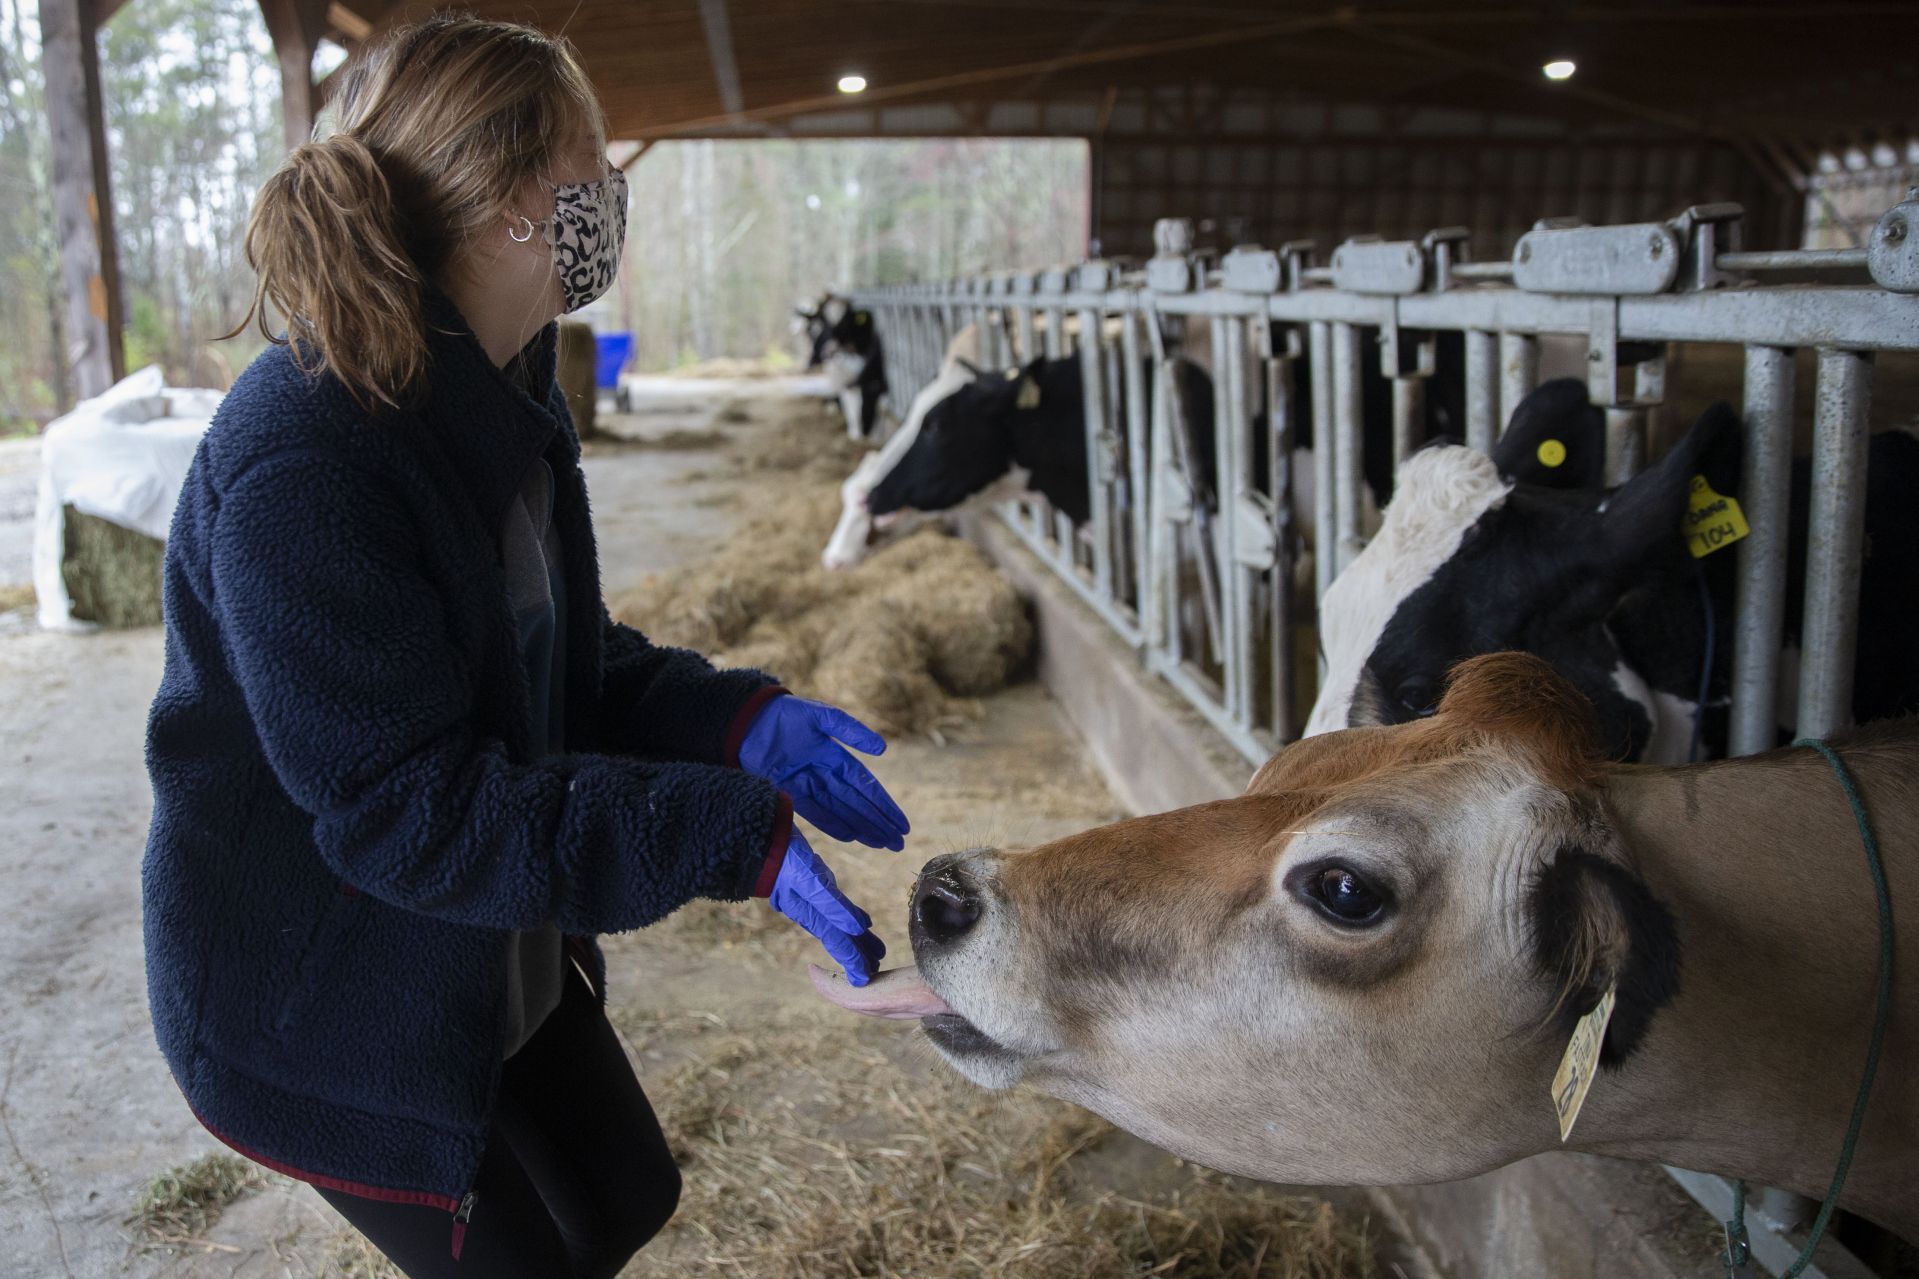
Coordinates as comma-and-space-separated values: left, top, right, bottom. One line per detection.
616, 1006, 1378, 1279
611, 408, 1033, 738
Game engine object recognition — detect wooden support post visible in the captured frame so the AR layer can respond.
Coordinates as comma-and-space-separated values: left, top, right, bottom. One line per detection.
40, 0, 125, 400
260, 0, 325, 150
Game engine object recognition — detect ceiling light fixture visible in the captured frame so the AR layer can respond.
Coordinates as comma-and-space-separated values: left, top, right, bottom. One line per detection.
1542, 59, 1576, 81
837, 74, 868, 95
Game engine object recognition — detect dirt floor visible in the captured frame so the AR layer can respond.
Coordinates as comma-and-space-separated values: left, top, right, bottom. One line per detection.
0, 378, 1406, 1277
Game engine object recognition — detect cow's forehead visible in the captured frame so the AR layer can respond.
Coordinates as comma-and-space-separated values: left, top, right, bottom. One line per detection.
1305, 447, 1512, 736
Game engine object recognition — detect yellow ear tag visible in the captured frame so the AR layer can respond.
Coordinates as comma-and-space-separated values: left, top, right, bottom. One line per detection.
1551, 982, 1615, 1142
1684, 474, 1750, 559
855, 313, 868, 325
1016, 378, 1042, 410
1537, 438, 1567, 468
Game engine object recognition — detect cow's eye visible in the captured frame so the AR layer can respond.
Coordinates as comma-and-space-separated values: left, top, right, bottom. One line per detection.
1395, 678, 1438, 718
1309, 866, 1386, 925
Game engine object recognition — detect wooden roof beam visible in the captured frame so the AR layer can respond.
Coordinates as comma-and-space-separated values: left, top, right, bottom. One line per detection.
695, 0, 746, 119
325, 1, 372, 41
628, 11, 1338, 139
1339, 21, 1717, 139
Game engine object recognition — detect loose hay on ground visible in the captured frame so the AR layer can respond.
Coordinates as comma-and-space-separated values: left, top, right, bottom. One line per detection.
125, 1152, 269, 1254
607, 426, 732, 451
612, 408, 1032, 737
617, 1009, 1376, 1279
327, 1231, 405, 1278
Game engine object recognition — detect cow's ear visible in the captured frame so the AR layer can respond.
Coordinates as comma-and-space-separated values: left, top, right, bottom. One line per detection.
1528, 844, 1680, 1068
1492, 378, 1605, 490
1434, 653, 1604, 788
1593, 401, 1743, 574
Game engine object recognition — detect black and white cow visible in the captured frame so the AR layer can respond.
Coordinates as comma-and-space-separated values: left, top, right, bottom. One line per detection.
802, 301, 889, 440
1307, 394, 1919, 762
822, 355, 1220, 569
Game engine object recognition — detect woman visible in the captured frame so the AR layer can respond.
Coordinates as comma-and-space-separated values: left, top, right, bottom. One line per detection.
141, 15, 906, 1277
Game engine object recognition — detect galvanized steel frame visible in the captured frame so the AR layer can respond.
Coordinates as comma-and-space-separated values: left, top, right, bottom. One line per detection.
853, 200, 1919, 1276
854, 197, 1919, 781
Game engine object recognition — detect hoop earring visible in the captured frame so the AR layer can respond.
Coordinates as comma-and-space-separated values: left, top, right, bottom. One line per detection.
507, 215, 535, 243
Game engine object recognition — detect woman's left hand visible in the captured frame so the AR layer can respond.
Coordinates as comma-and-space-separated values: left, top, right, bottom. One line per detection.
738, 695, 909, 851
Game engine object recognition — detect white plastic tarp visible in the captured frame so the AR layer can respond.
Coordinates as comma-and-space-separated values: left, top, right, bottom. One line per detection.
33, 365, 222, 630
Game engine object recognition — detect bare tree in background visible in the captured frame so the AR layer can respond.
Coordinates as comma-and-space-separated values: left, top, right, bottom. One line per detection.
589, 138, 1088, 371
0, 0, 1088, 426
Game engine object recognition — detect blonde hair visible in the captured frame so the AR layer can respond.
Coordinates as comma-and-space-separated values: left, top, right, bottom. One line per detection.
231, 14, 605, 411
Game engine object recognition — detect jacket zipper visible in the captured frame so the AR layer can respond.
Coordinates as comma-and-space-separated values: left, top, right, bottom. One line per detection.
450, 1190, 477, 1260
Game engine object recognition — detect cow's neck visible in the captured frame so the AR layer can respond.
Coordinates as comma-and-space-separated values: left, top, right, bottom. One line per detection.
1577, 746, 1918, 1235
1009, 413, 1090, 525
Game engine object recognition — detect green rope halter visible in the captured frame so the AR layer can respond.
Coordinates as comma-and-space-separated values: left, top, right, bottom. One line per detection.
1721, 738, 1895, 1278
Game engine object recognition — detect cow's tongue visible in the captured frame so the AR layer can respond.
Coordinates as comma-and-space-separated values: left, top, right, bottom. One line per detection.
808, 964, 953, 1020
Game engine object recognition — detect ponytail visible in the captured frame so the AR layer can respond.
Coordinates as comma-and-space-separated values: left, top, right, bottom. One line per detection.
224, 15, 606, 414
232, 134, 426, 412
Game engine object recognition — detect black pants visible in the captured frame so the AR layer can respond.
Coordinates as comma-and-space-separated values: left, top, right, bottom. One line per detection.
317, 971, 681, 1278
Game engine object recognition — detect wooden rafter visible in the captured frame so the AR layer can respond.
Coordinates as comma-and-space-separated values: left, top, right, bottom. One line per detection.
695, 0, 746, 118
625, 11, 1339, 139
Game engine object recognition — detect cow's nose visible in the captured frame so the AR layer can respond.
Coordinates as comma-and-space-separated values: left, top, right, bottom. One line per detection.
912, 860, 983, 949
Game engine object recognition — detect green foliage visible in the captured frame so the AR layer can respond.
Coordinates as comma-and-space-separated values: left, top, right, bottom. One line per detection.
0, 0, 1086, 409
0, 0, 278, 420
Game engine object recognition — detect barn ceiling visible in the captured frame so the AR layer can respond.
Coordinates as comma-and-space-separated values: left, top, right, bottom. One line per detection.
356, 1, 1919, 152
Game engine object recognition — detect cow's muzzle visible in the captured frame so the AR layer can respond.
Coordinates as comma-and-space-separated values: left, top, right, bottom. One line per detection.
911, 855, 984, 951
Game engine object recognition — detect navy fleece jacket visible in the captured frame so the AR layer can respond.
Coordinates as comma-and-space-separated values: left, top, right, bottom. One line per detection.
142, 295, 791, 1210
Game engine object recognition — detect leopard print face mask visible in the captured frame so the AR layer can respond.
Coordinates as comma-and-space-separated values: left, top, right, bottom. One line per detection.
541, 169, 629, 313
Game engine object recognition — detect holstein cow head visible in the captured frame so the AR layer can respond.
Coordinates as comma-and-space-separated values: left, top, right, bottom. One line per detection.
865, 357, 1086, 525
1491, 377, 1607, 490
1305, 399, 1742, 761
821, 359, 980, 570
801, 296, 848, 369
816, 654, 1680, 1187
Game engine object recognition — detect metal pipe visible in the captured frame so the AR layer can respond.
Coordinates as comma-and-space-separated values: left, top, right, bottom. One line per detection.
1078, 305, 1115, 600
1309, 321, 1336, 603
1450, 261, 1516, 281
1044, 306, 1066, 360
1498, 331, 1539, 431
1119, 310, 1152, 629
1331, 321, 1366, 575
1465, 329, 1499, 451
1214, 315, 1246, 720
1797, 348, 1874, 737
1604, 407, 1646, 483
1143, 307, 1179, 660
1268, 340, 1299, 740
1728, 345, 1795, 757
1391, 376, 1425, 466
1717, 249, 1869, 273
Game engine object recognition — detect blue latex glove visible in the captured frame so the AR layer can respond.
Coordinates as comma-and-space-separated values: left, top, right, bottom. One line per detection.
738, 695, 909, 851
768, 828, 885, 985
